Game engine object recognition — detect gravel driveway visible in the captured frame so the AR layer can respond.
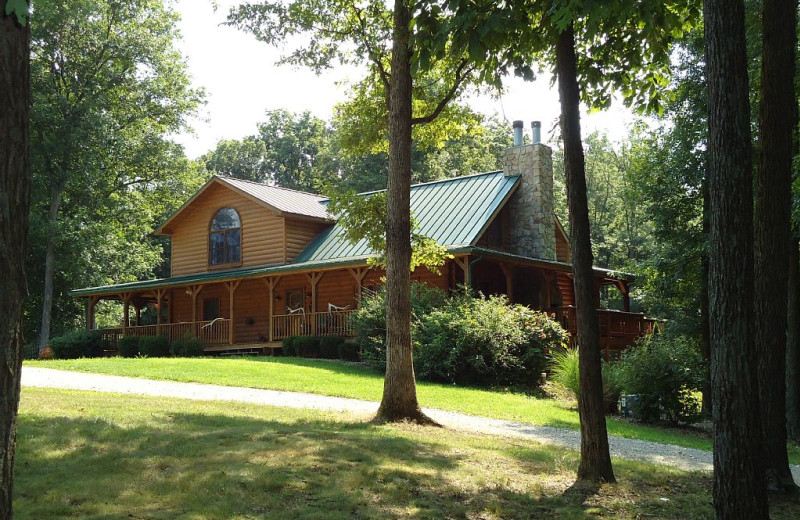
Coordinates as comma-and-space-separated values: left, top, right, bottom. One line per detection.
21, 366, 800, 480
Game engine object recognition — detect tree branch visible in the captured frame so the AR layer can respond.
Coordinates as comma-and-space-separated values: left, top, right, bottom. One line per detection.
411, 59, 472, 125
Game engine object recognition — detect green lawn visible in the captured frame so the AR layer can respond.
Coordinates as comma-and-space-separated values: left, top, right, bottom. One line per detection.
25, 357, 738, 457
19, 387, 781, 519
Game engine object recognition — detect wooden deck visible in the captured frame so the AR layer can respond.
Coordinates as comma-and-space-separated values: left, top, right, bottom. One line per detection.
552, 306, 660, 360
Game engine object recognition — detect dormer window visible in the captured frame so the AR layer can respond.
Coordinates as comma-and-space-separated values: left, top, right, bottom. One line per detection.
209, 208, 242, 266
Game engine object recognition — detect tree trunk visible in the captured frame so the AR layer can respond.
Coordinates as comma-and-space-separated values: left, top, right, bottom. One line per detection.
704, 0, 769, 516
787, 236, 800, 441
373, 0, 435, 425
37, 190, 62, 354
753, 0, 798, 493
556, 24, 615, 484
0, 4, 30, 517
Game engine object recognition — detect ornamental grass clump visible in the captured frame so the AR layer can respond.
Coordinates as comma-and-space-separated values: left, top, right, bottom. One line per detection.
549, 348, 623, 414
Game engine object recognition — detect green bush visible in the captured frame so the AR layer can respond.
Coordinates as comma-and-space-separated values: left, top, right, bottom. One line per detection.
282, 336, 299, 356
295, 336, 320, 358
171, 334, 206, 357
49, 330, 106, 359
118, 336, 140, 358
138, 335, 170, 358
352, 283, 449, 372
353, 284, 568, 390
319, 336, 345, 359
617, 334, 704, 424
339, 340, 360, 361
550, 348, 624, 414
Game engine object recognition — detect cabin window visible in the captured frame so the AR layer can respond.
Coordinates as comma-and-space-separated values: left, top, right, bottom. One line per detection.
203, 298, 221, 321
285, 289, 305, 313
209, 208, 242, 266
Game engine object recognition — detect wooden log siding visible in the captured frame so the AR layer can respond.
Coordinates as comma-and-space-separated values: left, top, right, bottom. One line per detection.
285, 217, 331, 262
168, 182, 286, 276
232, 278, 270, 343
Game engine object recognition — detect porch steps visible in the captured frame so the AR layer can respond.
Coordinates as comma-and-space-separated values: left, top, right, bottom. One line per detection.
203, 342, 283, 357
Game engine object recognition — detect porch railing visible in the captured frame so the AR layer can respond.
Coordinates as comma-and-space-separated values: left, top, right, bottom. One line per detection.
272, 310, 354, 341
97, 319, 231, 350
552, 306, 659, 354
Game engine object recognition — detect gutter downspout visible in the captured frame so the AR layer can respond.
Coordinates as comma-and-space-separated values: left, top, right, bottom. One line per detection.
468, 255, 483, 288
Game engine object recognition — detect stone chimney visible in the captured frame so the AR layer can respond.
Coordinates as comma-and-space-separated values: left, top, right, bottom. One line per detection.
502, 121, 556, 261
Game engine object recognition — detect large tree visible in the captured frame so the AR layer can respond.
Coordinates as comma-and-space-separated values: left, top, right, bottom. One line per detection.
704, 0, 769, 516
753, 0, 798, 493
30, 0, 202, 351
0, 1, 30, 516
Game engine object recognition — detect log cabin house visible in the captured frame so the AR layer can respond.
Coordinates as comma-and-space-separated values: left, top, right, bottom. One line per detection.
72, 127, 657, 359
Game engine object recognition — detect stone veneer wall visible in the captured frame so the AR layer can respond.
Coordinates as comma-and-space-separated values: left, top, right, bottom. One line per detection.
502, 144, 556, 260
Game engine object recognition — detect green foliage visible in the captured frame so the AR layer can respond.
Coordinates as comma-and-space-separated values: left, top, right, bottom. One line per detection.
5, 0, 28, 25
170, 334, 206, 358
618, 333, 704, 424
295, 336, 320, 358
548, 349, 623, 414
353, 284, 567, 389
282, 336, 299, 356
118, 336, 140, 358
319, 336, 345, 359
338, 341, 360, 361
28, 0, 205, 344
138, 336, 170, 358
49, 330, 106, 359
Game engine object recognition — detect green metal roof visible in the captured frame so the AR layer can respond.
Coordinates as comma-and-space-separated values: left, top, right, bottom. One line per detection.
294, 171, 519, 263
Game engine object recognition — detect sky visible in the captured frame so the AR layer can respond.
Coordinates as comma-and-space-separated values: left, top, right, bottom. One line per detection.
172, 0, 635, 159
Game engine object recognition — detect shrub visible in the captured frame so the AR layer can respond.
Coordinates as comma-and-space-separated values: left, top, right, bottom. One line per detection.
319, 336, 345, 359
295, 336, 320, 357
49, 330, 106, 359
171, 334, 206, 357
339, 340, 360, 361
282, 336, 299, 356
118, 336, 140, 358
618, 333, 704, 424
138, 335, 170, 358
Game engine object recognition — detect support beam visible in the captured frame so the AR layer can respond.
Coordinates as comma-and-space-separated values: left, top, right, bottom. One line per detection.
155, 289, 166, 336
120, 292, 132, 336
616, 280, 631, 312
188, 285, 204, 335
348, 267, 369, 303
87, 296, 99, 330
307, 272, 323, 335
543, 272, 554, 309
452, 256, 470, 286
263, 276, 281, 342
499, 263, 514, 303
226, 280, 241, 344
135, 304, 141, 326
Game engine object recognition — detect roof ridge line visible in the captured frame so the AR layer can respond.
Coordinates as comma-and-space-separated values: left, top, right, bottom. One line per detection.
216, 175, 326, 199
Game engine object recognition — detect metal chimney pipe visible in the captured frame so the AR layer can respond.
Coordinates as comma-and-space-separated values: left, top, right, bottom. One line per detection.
513, 120, 524, 146
531, 121, 541, 144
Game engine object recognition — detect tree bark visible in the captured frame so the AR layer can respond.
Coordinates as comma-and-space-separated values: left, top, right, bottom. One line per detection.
701, 177, 711, 416
787, 236, 800, 442
0, 3, 30, 517
753, 0, 798, 493
373, 0, 435, 425
37, 189, 62, 354
556, 24, 615, 484
704, 0, 769, 517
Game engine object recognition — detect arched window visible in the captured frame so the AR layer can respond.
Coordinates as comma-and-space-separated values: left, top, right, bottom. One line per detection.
209, 208, 242, 266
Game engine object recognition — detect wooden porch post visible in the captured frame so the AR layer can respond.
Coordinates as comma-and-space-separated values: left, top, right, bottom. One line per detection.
453, 256, 471, 286
87, 296, 99, 330
348, 267, 369, 303
121, 292, 132, 336
499, 263, 514, 303
226, 280, 241, 344
543, 272, 553, 309
263, 276, 281, 342
616, 280, 630, 312
155, 289, 165, 336
189, 285, 203, 335
307, 272, 323, 335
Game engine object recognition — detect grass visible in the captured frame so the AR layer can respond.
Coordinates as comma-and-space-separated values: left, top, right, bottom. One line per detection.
21, 386, 800, 520
27, 357, 730, 455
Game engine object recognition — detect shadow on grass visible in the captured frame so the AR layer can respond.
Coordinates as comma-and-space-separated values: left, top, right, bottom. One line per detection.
14, 395, 745, 520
